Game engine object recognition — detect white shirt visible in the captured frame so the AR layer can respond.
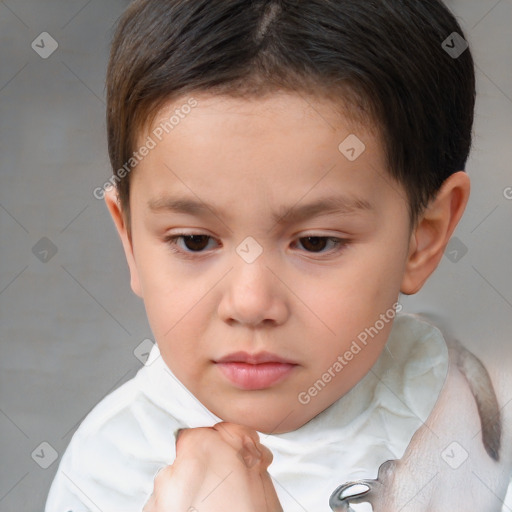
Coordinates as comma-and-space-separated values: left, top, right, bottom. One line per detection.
45, 314, 512, 511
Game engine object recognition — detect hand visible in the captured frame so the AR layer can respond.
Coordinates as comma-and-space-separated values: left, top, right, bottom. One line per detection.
143, 422, 283, 512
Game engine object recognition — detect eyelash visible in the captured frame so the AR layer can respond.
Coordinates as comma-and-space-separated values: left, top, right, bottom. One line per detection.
163, 233, 349, 259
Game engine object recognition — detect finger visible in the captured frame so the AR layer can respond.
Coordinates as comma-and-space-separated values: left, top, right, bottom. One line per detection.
174, 427, 192, 448
143, 466, 174, 511
213, 422, 261, 457
212, 422, 259, 444
169, 424, 283, 511
260, 471, 283, 512
175, 427, 186, 442
216, 426, 279, 510
174, 426, 217, 459
213, 422, 274, 471
142, 465, 167, 511
214, 423, 261, 469
239, 435, 263, 468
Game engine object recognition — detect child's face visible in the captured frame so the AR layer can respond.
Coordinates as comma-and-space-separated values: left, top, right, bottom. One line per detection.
119, 92, 414, 434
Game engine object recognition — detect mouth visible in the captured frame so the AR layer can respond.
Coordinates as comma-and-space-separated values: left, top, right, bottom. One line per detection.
214, 351, 298, 390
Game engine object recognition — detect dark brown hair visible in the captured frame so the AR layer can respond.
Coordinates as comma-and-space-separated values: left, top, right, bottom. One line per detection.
106, 0, 475, 228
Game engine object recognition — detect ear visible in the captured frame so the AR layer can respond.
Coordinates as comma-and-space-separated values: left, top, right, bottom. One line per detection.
401, 171, 470, 295
104, 187, 143, 297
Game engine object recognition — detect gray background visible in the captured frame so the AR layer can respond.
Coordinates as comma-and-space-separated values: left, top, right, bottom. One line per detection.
0, 1, 511, 511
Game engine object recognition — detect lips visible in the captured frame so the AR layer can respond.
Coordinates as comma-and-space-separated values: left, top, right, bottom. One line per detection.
214, 351, 298, 390
216, 351, 296, 365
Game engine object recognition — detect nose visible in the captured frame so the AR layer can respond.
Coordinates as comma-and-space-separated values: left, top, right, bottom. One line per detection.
217, 252, 289, 328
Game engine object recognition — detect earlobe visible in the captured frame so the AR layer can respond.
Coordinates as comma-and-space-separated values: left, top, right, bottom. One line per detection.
104, 187, 143, 297
401, 171, 470, 295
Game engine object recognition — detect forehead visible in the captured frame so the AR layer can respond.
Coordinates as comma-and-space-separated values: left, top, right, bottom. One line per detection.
144, 90, 376, 141
137, 91, 386, 185
130, 91, 405, 226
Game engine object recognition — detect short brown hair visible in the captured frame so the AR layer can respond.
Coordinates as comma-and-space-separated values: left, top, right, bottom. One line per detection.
106, 0, 475, 229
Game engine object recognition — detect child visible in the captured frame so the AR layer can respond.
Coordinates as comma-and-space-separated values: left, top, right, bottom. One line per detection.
46, 0, 512, 510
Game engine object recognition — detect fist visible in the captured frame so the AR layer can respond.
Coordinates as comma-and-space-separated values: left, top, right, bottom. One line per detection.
143, 422, 283, 512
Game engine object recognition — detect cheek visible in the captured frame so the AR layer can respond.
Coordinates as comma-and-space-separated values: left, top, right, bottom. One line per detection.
143, 288, 207, 381
133, 243, 216, 377
131, 239, 190, 343
353, 229, 409, 306
311, 246, 403, 324
300, 242, 405, 367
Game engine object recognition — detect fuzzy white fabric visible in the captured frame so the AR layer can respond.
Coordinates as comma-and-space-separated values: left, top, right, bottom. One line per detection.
45, 314, 511, 512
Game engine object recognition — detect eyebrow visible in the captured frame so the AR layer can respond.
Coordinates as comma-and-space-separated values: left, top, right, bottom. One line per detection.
147, 194, 373, 226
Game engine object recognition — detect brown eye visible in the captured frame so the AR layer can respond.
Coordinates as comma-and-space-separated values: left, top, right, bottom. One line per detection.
299, 236, 329, 252
295, 236, 348, 255
165, 234, 217, 257
178, 235, 211, 251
